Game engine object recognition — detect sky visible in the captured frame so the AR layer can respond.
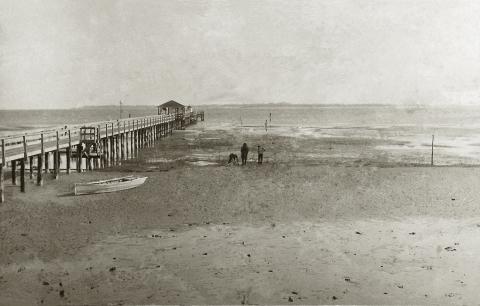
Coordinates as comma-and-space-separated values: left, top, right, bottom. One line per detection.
1, 0, 480, 109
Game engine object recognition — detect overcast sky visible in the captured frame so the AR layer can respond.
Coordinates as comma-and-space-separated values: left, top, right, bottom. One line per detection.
1, 0, 480, 109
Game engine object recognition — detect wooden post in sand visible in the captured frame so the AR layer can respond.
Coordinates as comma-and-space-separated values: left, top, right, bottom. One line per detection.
37, 134, 43, 186
0, 139, 5, 202
431, 134, 434, 166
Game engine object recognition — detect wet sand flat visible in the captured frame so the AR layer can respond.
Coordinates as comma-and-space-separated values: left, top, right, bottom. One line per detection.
1, 127, 480, 305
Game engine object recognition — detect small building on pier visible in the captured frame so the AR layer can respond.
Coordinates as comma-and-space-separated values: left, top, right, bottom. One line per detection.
157, 100, 185, 115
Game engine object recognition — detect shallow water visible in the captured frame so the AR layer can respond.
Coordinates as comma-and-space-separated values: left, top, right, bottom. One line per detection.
2, 104, 480, 165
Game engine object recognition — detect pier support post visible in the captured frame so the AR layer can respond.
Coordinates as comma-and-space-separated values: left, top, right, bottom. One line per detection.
115, 135, 120, 165
130, 124, 133, 158
45, 152, 49, 173
0, 164, 3, 203
37, 154, 43, 186
1, 139, 4, 203
29, 156, 33, 179
139, 128, 142, 149
121, 123, 125, 161
38, 134, 44, 186
53, 151, 58, 178
22, 135, 28, 186
126, 132, 129, 159
109, 136, 113, 165
12, 160, 17, 185
54, 131, 59, 179
77, 144, 82, 173
103, 138, 107, 168
121, 134, 125, 161
104, 124, 109, 167
66, 148, 71, 173
20, 160, 25, 193
67, 130, 71, 174
116, 123, 120, 164
110, 123, 115, 165
135, 123, 139, 156
143, 128, 146, 148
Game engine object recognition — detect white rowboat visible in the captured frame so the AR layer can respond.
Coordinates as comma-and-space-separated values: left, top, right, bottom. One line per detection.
74, 176, 148, 195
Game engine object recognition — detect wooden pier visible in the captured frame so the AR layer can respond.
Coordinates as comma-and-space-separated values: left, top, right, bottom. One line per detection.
0, 110, 204, 203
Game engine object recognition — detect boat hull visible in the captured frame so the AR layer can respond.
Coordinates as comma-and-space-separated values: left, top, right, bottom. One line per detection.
74, 176, 148, 195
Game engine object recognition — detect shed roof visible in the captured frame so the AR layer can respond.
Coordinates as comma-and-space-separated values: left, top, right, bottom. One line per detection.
158, 100, 184, 108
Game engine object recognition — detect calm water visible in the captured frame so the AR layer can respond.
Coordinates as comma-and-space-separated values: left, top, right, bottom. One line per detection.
2, 104, 480, 165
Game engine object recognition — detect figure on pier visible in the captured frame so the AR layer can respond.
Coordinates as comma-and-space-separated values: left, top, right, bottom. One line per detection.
78, 127, 103, 159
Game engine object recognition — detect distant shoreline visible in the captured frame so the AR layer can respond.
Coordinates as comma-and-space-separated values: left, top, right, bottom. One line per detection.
1, 103, 478, 111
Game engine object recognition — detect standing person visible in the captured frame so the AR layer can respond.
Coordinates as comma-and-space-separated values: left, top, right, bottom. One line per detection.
257, 145, 265, 164
240, 143, 249, 165
269, 112, 272, 122
265, 120, 268, 132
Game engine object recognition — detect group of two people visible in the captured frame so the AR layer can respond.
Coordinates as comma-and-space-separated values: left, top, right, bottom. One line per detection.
229, 143, 265, 165
240, 143, 266, 165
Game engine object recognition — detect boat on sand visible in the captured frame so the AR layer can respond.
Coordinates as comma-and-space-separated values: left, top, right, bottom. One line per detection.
74, 176, 148, 195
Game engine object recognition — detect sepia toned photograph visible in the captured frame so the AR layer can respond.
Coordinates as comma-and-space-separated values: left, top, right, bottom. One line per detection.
1, 1, 480, 305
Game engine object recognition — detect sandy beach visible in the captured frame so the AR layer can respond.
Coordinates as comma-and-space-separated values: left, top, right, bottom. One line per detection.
1, 125, 480, 305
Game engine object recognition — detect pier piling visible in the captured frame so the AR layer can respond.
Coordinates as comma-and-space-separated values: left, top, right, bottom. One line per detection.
0, 164, 4, 203
45, 152, 49, 174
29, 156, 33, 179
0, 139, 4, 202
38, 134, 44, 186
55, 131, 60, 179
20, 160, 27, 192
11, 160, 17, 185
20, 160, 25, 192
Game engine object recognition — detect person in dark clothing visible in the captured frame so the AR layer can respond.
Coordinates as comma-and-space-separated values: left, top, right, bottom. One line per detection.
257, 146, 265, 164
228, 153, 238, 165
240, 143, 249, 165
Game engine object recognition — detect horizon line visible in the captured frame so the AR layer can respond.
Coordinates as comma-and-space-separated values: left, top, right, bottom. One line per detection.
0, 102, 477, 111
